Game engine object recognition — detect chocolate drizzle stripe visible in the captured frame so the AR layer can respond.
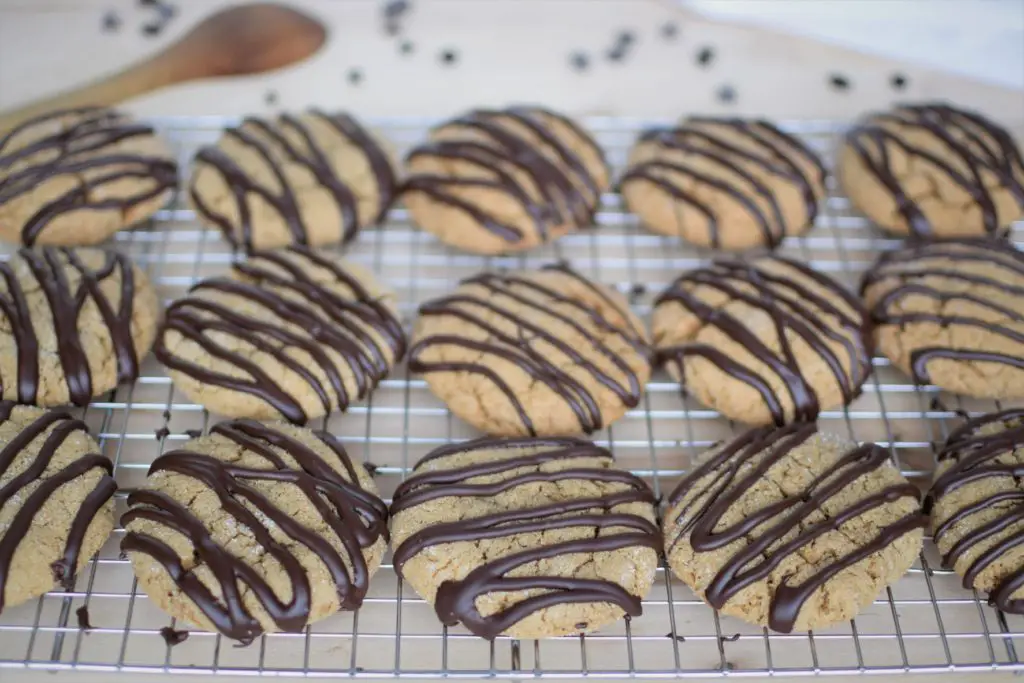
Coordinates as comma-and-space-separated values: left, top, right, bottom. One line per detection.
928, 409, 1024, 613
0, 405, 116, 612
0, 248, 141, 406
153, 245, 406, 425
391, 437, 659, 639
0, 106, 177, 245
408, 265, 647, 436
655, 256, 870, 425
845, 103, 1024, 237
121, 419, 387, 643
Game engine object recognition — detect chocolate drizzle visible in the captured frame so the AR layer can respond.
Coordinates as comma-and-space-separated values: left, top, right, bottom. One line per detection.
0, 403, 116, 613
655, 255, 870, 425
929, 409, 1024, 613
0, 107, 176, 245
620, 117, 826, 249
861, 239, 1024, 386
190, 110, 396, 250
401, 106, 607, 246
844, 103, 1024, 238
391, 436, 660, 639
0, 247, 143, 406
154, 245, 406, 424
121, 419, 388, 643
666, 424, 925, 632
408, 263, 648, 435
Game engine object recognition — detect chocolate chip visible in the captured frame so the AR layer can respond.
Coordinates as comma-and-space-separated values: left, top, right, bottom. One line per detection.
721, 633, 741, 642
137, 0, 158, 5
716, 84, 736, 104
141, 21, 162, 37
399, 40, 414, 55
76, 606, 93, 630
891, 73, 908, 90
184, 429, 202, 439
264, 90, 279, 106
570, 52, 590, 71
154, 426, 170, 441
606, 46, 626, 62
661, 22, 678, 40
363, 461, 381, 476
575, 621, 588, 630
629, 283, 646, 303
696, 46, 714, 67
160, 626, 189, 646
347, 68, 363, 85
616, 30, 636, 45
101, 10, 121, 32
439, 49, 458, 65
829, 73, 851, 90
383, 0, 409, 17
157, 3, 176, 21
665, 631, 686, 642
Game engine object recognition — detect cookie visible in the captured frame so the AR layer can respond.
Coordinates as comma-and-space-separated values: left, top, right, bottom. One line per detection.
408, 263, 650, 436
665, 423, 925, 633
0, 402, 115, 613
839, 103, 1024, 239
929, 409, 1024, 613
620, 117, 827, 250
401, 106, 610, 254
389, 436, 660, 639
652, 255, 871, 426
0, 246, 159, 407
121, 419, 387, 643
154, 245, 406, 424
860, 239, 1024, 398
189, 110, 397, 250
0, 106, 177, 246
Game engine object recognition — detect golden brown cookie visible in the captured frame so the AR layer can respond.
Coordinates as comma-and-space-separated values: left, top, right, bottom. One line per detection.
0, 106, 177, 246
664, 423, 925, 633
930, 409, 1024, 613
189, 111, 398, 250
0, 246, 159, 407
401, 106, 610, 254
121, 419, 387, 643
154, 245, 406, 424
860, 239, 1024, 398
620, 117, 827, 250
653, 255, 871, 426
408, 263, 650, 436
0, 402, 115, 613
390, 436, 660, 639
838, 102, 1024, 239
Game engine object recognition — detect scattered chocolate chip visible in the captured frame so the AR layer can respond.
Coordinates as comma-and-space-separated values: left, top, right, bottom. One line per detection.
399, 40, 414, 55
264, 90, 279, 106
101, 10, 121, 32
721, 633, 741, 642
696, 46, 715, 67
160, 626, 189, 646
616, 29, 636, 45
606, 46, 626, 62
661, 22, 678, 40
383, 0, 409, 17
118, 550, 128, 561
629, 283, 646, 303
570, 52, 590, 71
829, 73, 851, 90
891, 73, 908, 90
439, 48, 458, 65
363, 461, 380, 476
157, 3, 176, 21
929, 397, 948, 411
162, 410, 171, 420
665, 631, 686, 642
50, 560, 70, 587
137, 0, 158, 5
155, 427, 170, 441
347, 68, 363, 86
141, 21, 162, 37
716, 84, 736, 104
575, 621, 588, 630
184, 429, 202, 439
76, 606, 93, 630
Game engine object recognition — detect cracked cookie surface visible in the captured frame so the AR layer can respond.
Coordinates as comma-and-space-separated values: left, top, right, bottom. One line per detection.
408, 263, 650, 436
189, 111, 398, 250
929, 409, 1024, 613
122, 419, 388, 643
389, 436, 660, 639
620, 117, 826, 250
653, 255, 871, 426
0, 106, 177, 246
0, 402, 115, 613
154, 245, 406, 424
402, 106, 609, 254
838, 102, 1024, 239
860, 239, 1024, 398
0, 246, 159, 406
664, 423, 925, 633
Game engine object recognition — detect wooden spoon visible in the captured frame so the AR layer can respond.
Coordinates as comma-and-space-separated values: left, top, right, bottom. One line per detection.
0, 3, 327, 131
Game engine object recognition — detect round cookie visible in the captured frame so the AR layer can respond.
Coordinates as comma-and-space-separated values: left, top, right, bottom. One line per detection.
389, 436, 660, 639
0, 246, 159, 407
620, 117, 827, 250
929, 409, 1024, 613
664, 423, 925, 633
155, 245, 406, 424
652, 255, 871, 426
0, 106, 177, 246
0, 402, 115, 613
408, 262, 650, 436
189, 110, 398, 251
838, 102, 1024, 239
402, 106, 610, 255
122, 419, 387, 643
860, 239, 1024, 399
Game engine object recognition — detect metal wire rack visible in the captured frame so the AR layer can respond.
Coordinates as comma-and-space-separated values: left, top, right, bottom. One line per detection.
0, 115, 1022, 679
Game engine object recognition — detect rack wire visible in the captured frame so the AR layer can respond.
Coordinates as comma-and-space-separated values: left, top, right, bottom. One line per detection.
0, 115, 1022, 678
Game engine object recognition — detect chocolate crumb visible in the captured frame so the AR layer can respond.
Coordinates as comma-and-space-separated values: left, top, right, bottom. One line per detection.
141, 21, 162, 37
157, 3, 176, 21
155, 427, 170, 441
264, 90, 279, 106
929, 397, 948, 411
661, 22, 678, 40
575, 621, 588, 630
629, 283, 646, 303
606, 46, 626, 62
616, 30, 636, 45
721, 633, 741, 642
665, 631, 686, 642
160, 626, 189, 647
347, 68, 363, 85
891, 73, 908, 90
716, 84, 736, 104
696, 46, 714, 67
829, 73, 851, 90
184, 429, 202, 439
162, 410, 171, 420
570, 52, 590, 71
383, 0, 409, 17
399, 40, 414, 55
138, 0, 158, 5
439, 48, 458, 65
363, 461, 380, 476
102, 10, 121, 32
76, 606, 93, 630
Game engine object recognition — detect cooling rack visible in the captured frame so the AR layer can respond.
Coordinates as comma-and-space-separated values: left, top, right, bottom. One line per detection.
0, 115, 1022, 679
